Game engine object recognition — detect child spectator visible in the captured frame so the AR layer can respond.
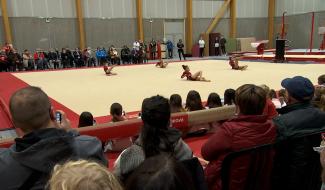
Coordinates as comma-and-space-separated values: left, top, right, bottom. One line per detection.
269, 89, 282, 109
78, 111, 95, 128
185, 90, 204, 111
170, 94, 186, 113
318, 74, 325, 86
48, 160, 122, 190
206, 93, 222, 109
110, 103, 127, 122
260, 84, 278, 119
223, 89, 236, 106
278, 88, 287, 107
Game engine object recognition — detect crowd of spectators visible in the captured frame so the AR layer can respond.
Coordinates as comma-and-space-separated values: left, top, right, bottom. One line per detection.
0, 74, 325, 190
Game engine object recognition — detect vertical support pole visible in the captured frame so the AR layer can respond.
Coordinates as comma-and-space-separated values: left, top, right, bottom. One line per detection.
186, 0, 193, 54
75, 0, 86, 49
268, 0, 275, 48
0, 0, 13, 44
136, 0, 144, 42
230, 0, 236, 38
281, 12, 286, 39
309, 12, 315, 53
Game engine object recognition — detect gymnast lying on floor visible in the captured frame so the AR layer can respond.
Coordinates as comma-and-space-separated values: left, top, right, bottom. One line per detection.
181, 65, 210, 82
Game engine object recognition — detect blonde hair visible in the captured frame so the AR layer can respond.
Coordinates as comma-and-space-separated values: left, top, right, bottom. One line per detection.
320, 95, 325, 111
48, 160, 123, 190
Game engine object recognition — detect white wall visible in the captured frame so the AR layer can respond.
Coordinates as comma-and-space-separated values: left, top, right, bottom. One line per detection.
276, 0, 325, 17
143, 0, 185, 19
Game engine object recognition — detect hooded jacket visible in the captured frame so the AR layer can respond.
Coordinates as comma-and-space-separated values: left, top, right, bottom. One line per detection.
114, 127, 192, 181
201, 115, 276, 190
0, 128, 107, 190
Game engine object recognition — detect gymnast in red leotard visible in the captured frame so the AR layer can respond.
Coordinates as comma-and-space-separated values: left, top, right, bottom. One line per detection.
181, 65, 210, 82
155, 59, 169, 68
103, 63, 117, 76
229, 55, 248, 71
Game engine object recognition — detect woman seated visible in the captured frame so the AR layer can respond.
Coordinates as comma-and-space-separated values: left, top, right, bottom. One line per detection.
181, 65, 210, 82
114, 95, 192, 182
155, 59, 169, 68
229, 55, 247, 71
103, 63, 117, 76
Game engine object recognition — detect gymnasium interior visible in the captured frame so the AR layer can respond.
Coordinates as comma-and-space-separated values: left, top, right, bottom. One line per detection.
0, 0, 325, 190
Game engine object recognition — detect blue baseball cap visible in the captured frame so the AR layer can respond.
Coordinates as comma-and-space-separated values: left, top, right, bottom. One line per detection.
281, 76, 314, 101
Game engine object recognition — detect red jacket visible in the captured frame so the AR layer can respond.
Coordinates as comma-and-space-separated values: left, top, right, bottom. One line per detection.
201, 115, 276, 190
263, 99, 278, 119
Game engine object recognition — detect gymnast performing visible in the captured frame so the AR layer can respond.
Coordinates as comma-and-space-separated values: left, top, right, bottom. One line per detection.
155, 59, 169, 68
181, 65, 210, 82
229, 55, 248, 71
103, 63, 117, 76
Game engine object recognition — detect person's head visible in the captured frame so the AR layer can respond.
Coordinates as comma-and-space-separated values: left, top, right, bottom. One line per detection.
235, 84, 267, 115
185, 90, 203, 111
9, 86, 54, 133
269, 89, 277, 99
260, 84, 270, 98
313, 86, 325, 101
179, 39, 182, 43
169, 94, 183, 113
110, 103, 125, 122
320, 95, 325, 111
141, 95, 171, 158
182, 65, 189, 72
281, 76, 315, 104
224, 88, 236, 105
207, 93, 222, 108
48, 160, 123, 190
125, 154, 195, 190
318, 74, 325, 85
78, 112, 94, 128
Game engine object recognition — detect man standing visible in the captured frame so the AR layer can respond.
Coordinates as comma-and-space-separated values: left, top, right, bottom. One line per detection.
177, 39, 186, 60
166, 40, 173, 59
199, 37, 205, 57
220, 35, 227, 56
0, 87, 107, 190
272, 76, 325, 190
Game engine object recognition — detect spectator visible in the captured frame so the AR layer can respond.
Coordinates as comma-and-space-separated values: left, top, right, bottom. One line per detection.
110, 103, 127, 122
206, 93, 222, 109
0, 86, 107, 190
114, 95, 192, 182
149, 39, 157, 60
260, 84, 278, 119
121, 45, 131, 64
73, 47, 83, 68
224, 89, 236, 106
269, 89, 282, 109
133, 40, 140, 51
278, 88, 287, 107
177, 39, 186, 60
219, 35, 227, 56
185, 90, 204, 111
78, 111, 95, 128
169, 94, 186, 113
125, 154, 195, 190
61, 48, 69, 68
166, 40, 174, 58
0, 49, 8, 72
199, 36, 205, 57
48, 160, 122, 190
272, 76, 325, 190
201, 84, 276, 190
318, 74, 325, 86
22, 49, 33, 71
313, 86, 325, 109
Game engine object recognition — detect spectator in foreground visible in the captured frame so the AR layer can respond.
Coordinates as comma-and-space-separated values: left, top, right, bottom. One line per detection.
48, 160, 122, 190
0, 86, 107, 190
110, 103, 127, 122
269, 89, 282, 109
125, 154, 195, 190
272, 76, 325, 190
313, 86, 325, 110
169, 94, 186, 113
114, 95, 192, 182
78, 111, 95, 128
185, 90, 204, 111
206, 93, 222, 109
201, 84, 276, 190
318, 74, 325, 86
278, 88, 287, 107
223, 89, 235, 106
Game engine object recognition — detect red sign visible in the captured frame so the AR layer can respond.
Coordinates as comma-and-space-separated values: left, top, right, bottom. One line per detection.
171, 114, 189, 130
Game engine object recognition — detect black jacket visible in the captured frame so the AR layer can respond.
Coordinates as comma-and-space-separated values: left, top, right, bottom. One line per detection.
272, 102, 325, 190
0, 128, 107, 190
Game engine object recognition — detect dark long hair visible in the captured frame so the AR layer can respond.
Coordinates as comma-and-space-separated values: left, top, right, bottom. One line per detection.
224, 89, 236, 105
185, 90, 203, 111
207, 93, 222, 108
125, 154, 195, 190
169, 94, 183, 113
78, 112, 94, 128
141, 95, 172, 158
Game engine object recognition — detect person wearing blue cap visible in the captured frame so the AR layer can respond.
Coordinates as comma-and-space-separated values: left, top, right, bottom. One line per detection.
272, 76, 325, 190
